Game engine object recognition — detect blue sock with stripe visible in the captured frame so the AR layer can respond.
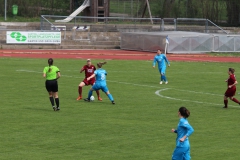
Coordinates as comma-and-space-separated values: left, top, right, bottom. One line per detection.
107, 94, 114, 101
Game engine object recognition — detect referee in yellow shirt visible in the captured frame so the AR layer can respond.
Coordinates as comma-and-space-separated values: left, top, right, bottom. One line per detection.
43, 58, 61, 111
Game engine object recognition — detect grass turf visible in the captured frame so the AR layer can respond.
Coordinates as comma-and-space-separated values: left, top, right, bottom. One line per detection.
0, 57, 240, 160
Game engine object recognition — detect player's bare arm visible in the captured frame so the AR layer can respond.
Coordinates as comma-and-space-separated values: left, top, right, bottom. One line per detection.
229, 81, 238, 88
87, 74, 96, 81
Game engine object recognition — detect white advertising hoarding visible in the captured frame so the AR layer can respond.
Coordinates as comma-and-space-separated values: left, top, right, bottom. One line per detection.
6, 31, 61, 44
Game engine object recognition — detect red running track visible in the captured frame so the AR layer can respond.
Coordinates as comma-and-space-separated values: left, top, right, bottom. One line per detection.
0, 49, 239, 62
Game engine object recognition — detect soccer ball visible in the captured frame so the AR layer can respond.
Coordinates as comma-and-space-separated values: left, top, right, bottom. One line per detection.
90, 95, 95, 101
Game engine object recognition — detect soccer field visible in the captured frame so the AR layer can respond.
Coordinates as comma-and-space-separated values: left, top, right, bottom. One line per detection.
1, 57, 240, 160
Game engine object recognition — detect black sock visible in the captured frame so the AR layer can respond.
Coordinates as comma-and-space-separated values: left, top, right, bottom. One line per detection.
49, 97, 55, 106
55, 98, 59, 108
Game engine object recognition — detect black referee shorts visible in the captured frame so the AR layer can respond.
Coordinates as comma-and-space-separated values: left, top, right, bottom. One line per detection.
45, 80, 58, 92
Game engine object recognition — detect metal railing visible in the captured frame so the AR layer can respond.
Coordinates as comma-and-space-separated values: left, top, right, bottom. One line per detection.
41, 15, 228, 34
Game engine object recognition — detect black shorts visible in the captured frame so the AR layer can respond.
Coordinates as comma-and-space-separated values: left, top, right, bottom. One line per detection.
45, 80, 58, 92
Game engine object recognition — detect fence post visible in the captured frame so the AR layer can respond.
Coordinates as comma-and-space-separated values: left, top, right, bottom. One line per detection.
40, 16, 43, 30
161, 19, 164, 31
205, 19, 209, 33
174, 18, 177, 31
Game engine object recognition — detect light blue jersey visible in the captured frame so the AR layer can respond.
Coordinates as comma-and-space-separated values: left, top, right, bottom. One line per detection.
174, 118, 194, 147
94, 68, 107, 86
87, 68, 114, 102
152, 54, 170, 69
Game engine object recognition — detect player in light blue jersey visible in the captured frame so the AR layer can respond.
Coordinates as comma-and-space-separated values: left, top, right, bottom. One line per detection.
152, 49, 170, 84
171, 107, 194, 160
84, 62, 115, 104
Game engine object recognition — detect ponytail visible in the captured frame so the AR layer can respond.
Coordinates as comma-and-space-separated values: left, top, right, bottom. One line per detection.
97, 61, 107, 68
179, 106, 190, 118
48, 58, 53, 72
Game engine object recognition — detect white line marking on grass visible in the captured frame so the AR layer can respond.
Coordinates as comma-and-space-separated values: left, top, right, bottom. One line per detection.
155, 88, 239, 108
16, 69, 80, 78
16, 69, 42, 73
16, 69, 232, 106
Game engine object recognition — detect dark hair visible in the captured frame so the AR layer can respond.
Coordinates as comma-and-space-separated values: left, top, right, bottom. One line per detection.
48, 58, 53, 72
179, 107, 190, 118
229, 68, 235, 74
97, 62, 107, 68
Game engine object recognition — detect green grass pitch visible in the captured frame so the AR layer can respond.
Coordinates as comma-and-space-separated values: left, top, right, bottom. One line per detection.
0, 57, 240, 160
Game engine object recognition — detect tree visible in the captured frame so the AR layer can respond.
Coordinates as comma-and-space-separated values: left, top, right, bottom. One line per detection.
226, 0, 240, 26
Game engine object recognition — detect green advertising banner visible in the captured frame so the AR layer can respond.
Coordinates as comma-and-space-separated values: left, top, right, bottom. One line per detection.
6, 31, 61, 44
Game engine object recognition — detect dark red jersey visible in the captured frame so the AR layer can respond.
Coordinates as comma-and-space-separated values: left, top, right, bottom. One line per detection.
227, 74, 236, 89
81, 65, 96, 78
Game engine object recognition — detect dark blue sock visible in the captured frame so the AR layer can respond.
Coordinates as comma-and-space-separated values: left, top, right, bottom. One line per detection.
88, 90, 93, 99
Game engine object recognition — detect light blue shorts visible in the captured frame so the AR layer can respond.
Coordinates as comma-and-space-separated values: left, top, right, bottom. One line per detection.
172, 147, 191, 160
92, 83, 109, 93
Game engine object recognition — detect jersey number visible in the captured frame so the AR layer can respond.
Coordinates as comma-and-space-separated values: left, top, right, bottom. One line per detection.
101, 73, 106, 80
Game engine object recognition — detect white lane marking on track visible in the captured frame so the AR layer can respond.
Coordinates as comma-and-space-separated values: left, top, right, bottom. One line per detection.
155, 88, 239, 108
174, 57, 220, 62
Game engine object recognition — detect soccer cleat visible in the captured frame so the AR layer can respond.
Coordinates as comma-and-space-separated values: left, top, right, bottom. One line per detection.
98, 97, 103, 101
223, 106, 228, 109
84, 98, 90, 102
159, 81, 163, 84
76, 96, 82, 100
165, 81, 168, 84
55, 107, 60, 111
112, 101, 115, 104
52, 106, 56, 111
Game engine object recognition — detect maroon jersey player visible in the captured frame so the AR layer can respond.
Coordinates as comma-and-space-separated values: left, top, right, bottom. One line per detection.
76, 59, 102, 101
223, 68, 240, 108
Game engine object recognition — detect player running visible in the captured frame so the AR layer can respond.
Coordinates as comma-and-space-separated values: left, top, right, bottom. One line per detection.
84, 62, 115, 104
43, 58, 61, 111
171, 106, 194, 160
152, 49, 170, 84
76, 59, 102, 101
223, 68, 240, 108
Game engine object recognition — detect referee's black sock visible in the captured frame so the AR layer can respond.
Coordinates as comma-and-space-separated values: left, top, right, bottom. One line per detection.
55, 98, 59, 108
49, 97, 55, 106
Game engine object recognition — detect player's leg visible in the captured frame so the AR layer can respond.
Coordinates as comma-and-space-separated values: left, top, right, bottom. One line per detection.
46, 80, 55, 110
172, 147, 184, 160
53, 92, 60, 111
230, 96, 240, 104
95, 90, 102, 101
103, 86, 115, 104
77, 81, 86, 100
159, 68, 163, 84
52, 80, 60, 111
84, 84, 97, 102
90, 81, 102, 101
161, 67, 168, 84
229, 89, 240, 105
223, 95, 228, 108
183, 147, 191, 160
48, 91, 55, 109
